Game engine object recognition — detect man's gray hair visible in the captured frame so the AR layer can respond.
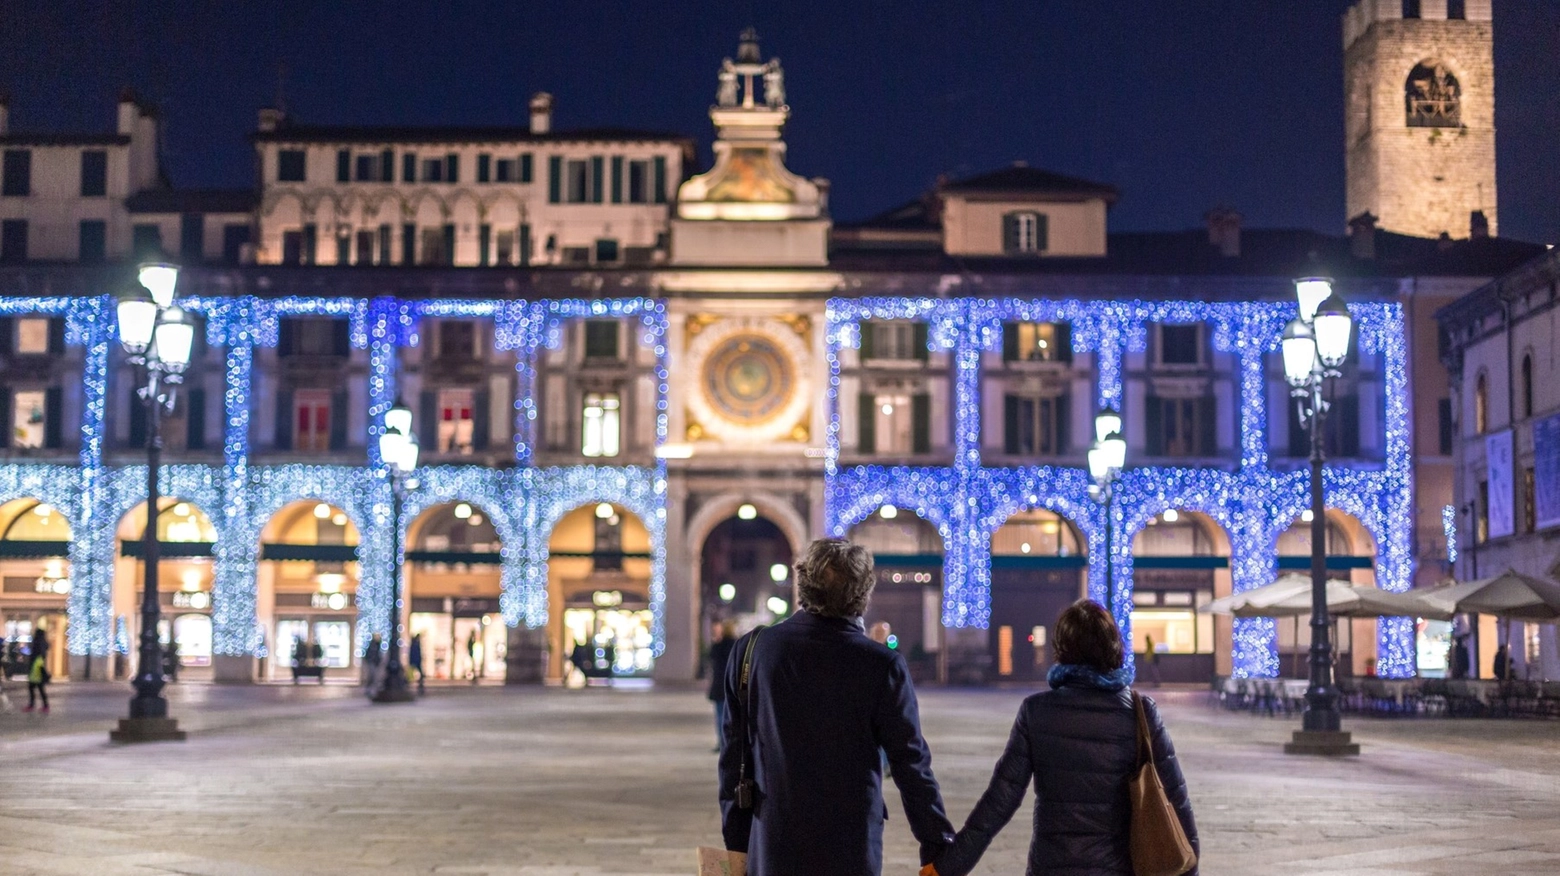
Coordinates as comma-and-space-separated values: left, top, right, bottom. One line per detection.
794, 538, 875, 619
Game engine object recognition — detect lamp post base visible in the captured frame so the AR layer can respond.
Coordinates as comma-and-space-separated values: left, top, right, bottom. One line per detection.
1284, 729, 1359, 756
110, 717, 187, 744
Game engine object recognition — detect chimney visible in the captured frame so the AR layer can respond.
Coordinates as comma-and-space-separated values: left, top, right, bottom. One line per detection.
529, 92, 553, 135
117, 87, 140, 135
0, 93, 9, 136
257, 107, 284, 133
1348, 211, 1378, 260
1204, 206, 1242, 257
1469, 210, 1490, 239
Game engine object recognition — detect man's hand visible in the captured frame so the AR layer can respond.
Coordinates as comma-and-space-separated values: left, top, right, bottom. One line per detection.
919, 865, 939, 876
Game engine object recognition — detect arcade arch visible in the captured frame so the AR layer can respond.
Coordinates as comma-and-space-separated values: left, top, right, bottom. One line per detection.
405, 501, 505, 682
848, 506, 943, 680
111, 499, 219, 680
548, 503, 654, 681
988, 508, 1088, 681
258, 501, 360, 681
1130, 509, 1230, 682
0, 499, 72, 681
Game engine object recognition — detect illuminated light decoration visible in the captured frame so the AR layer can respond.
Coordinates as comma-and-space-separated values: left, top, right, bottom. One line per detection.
393, 466, 523, 628
1443, 504, 1458, 567
825, 296, 1414, 679
769, 563, 788, 582
767, 596, 789, 615
737, 503, 757, 521
878, 505, 898, 520
719, 583, 736, 602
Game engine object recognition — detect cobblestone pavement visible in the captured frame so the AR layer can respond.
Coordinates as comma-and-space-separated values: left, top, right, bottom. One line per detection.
1, 681, 1558, 875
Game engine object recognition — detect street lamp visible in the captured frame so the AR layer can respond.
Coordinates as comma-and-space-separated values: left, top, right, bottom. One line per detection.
372, 399, 419, 703
110, 263, 193, 743
1087, 409, 1127, 618
1281, 277, 1360, 756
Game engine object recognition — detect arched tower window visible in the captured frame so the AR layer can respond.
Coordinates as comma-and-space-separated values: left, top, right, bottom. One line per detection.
1406, 62, 1460, 128
1520, 353, 1534, 420
1474, 371, 1488, 435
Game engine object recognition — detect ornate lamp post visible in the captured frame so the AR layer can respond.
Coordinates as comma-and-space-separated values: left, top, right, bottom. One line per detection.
372, 399, 418, 703
1087, 409, 1126, 617
1281, 277, 1360, 756
110, 262, 194, 743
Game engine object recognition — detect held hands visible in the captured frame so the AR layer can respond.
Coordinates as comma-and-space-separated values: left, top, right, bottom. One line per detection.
919, 865, 939, 876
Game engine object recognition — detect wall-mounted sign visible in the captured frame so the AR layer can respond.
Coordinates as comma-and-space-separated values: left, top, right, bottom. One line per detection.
592, 590, 624, 607
1536, 414, 1560, 531
1486, 429, 1515, 539
172, 590, 211, 610
33, 577, 69, 595
311, 592, 350, 611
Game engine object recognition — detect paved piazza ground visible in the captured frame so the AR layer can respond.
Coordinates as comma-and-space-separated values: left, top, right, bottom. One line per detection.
2, 682, 1558, 875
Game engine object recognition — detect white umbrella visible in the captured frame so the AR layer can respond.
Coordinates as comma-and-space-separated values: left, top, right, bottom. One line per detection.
1201, 573, 1361, 618
1412, 569, 1560, 622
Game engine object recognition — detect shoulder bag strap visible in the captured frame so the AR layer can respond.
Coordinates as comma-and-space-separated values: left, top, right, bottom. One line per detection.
737, 627, 765, 787
1133, 690, 1153, 770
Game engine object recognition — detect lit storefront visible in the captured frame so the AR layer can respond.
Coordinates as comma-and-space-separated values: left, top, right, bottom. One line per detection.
0, 499, 72, 681
1130, 510, 1222, 682
112, 499, 218, 679
549, 502, 654, 679
851, 507, 943, 681
988, 508, 1087, 682
406, 501, 505, 681
260, 501, 361, 680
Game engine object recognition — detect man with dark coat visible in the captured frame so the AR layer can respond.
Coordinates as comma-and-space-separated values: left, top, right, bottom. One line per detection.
718, 538, 954, 876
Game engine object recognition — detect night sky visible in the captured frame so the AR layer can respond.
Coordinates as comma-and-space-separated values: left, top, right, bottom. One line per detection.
4, 1, 1558, 241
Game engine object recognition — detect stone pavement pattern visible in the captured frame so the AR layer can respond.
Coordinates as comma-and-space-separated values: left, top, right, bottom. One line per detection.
1, 682, 1558, 875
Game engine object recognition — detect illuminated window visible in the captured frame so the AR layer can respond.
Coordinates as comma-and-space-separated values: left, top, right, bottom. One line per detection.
15, 318, 49, 354
293, 389, 331, 453
1002, 211, 1047, 255
1004, 321, 1070, 363
436, 388, 474, 454
861, 393, 930, 455
11, 390, 46, 448
582, 392, 621, 458
1474, 371, 1488, 435
861, 321, 926, 361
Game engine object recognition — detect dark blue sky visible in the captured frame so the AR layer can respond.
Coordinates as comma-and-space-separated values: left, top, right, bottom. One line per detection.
4, 1, 1558, 240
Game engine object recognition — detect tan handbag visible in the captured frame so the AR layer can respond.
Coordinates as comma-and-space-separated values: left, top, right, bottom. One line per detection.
1129, 692, 1197, 876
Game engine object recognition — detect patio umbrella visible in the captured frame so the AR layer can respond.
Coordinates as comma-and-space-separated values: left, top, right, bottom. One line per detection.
1411, 569, 1560, 622
1201, 573, 1366, 618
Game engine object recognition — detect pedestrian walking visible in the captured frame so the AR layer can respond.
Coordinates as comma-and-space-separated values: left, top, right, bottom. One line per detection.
465, 630, 478, 683
706, 620, 736, 753
931, 599, 1198, 876
719, 538, 954, 876
1451, 636, 1471, 679
408, 633, 425, 694
1492, 643, 1512, 681
569, 639, 591, 686
1143, 633, 1163, 687
25, 627, 50, 713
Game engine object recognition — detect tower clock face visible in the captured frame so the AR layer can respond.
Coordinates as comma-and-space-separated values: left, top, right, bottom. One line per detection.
685, 317, 812, 444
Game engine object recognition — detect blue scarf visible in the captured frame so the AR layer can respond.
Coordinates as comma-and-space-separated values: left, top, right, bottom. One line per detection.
1047, 662, 1134, 692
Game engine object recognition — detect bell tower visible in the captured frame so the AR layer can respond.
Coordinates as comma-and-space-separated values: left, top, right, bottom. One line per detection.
1344, 0, 1496, 238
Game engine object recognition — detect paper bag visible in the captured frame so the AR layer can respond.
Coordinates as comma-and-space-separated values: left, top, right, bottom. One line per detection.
696, 846, 746, 876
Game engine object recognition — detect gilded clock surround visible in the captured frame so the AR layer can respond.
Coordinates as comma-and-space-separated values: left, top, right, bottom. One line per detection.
682, 315, 812, 445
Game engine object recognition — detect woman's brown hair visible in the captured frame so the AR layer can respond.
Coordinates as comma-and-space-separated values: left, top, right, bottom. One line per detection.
1052, 599, 1124, 672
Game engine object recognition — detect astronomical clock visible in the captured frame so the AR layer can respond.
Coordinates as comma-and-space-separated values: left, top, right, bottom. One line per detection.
683, 315, 812, 446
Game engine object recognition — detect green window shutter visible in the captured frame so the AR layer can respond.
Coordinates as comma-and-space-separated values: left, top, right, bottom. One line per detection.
1056, 322, 1073, 363
186, 387, 206, 450
912, 393, 931, 454
47, 317, 65, 354
912, 322, 929, 361
590, 156, 605, 203
477, 154, 491, 183
381, 149, 394, 182
128, 387, 148, 448
1035, 213, 1049, 253
520, 153, 534, 183
611, 156, 624, 203
1288, 402, 1308, 457
1055, 393, 1071, 454
420, 392, 437, 445
1004, 395, 1021, 455
548, 156, 562, 203
0, 389, 8, 448
1002, 323, 1019, 362
471, 390, 490, 450
43, 386, 62, 449
858, 393, 876, 454
277, 318, 295, 357
652, 156, 667, 203
332, 319, 351, 357
858, 322, 875, 360
1338, 395, 1361, 457
336, 150, 350, 183
401, 224, 416, 265
442, 224, 456, 265
445, 154, 459, 183
275, 389, 293, 450
402, 153, 416, 183
1145, 394, 1164, 457
1002, 213, 1020, 254
0, 318, 12, 354
1198, 397, 1217, 456
519, 224, 532, 266
328, 390, 349, 451
478, 224, 491, 266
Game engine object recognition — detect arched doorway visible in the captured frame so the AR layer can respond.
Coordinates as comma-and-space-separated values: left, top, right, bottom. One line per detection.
0, 499, 72, 682
700, 508, 794, 641
258, 501, 360, 681
848, 506, 943, 681
548, 503, 654, 681
1274, 510, 1379, 678
989, 508, 1087, 681
406, 501, 505, 682
1130, 509, 1228, 683
112, 499, 218, 681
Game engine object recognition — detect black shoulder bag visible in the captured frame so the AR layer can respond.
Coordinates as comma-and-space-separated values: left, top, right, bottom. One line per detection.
735, 627, 765, 811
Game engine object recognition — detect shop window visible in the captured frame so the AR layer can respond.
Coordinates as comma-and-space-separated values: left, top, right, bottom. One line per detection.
1156, 323, 1205, 366
1002, 211, 1047, 255
860, 320, 928, 362
294, 389, 332, 453
3, 149, 31, 196
1003, 321, 1071, 363
277, 149, 306, 182
1147, 395, 1216, 458
583, 320, 620, 361
1130, 590, 1214, 656
582, 392, 621, 458
436, 388, 475, 454
171, 614, 212, 667
80, 150, 107, 197
1004, 394, 1069, 456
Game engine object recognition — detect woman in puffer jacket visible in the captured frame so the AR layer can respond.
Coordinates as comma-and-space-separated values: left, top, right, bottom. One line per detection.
933, 599, 1198, 876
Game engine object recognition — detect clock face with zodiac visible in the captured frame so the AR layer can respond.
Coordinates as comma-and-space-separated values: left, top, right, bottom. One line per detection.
685, 317, 811, 444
